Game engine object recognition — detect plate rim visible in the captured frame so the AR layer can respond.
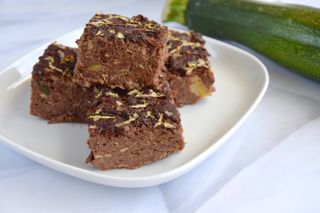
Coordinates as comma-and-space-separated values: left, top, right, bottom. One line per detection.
0, 28, 269, 188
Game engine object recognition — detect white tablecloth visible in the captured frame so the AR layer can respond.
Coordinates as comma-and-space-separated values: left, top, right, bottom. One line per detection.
1, 0, 320, 212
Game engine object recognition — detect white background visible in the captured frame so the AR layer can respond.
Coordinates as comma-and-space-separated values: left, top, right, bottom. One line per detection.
0, 0, 320, 212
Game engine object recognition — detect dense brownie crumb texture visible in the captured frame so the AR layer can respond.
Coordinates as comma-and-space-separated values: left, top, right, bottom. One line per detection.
29, 12, 216, 170
86, 87, 184, 170
30, 43, 88, 122
74, 13, 168, 89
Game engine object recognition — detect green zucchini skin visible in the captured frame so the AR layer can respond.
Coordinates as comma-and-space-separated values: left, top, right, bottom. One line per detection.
182, 0, 320, 81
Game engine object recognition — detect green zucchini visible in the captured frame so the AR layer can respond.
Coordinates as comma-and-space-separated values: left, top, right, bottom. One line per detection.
163, 0, 320, 81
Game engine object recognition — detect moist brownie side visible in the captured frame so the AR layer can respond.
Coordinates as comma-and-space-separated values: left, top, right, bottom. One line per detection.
166, 30, 215, 107
30, 43, 88, 122
30, 44, 173, 123
86, 87, 185, 170
74, 13, 168, 90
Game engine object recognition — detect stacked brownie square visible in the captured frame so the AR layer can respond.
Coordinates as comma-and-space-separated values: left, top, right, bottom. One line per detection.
74, 14, 168, 90
30, 13, 214, 170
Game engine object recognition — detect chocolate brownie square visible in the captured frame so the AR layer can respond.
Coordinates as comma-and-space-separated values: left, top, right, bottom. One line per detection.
74, 13, 168, 90
166, 30, 215, 107
30, 43, 88, 122
86, 87, 184, 170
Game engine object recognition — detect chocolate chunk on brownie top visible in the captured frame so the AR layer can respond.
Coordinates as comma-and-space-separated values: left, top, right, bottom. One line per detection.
32, 42, 76, 77
30, 43, 88, 122
166, 30, 215, 106
167, 30, 210, 76
74, 13, 168, 90
89, 88, 179, 134
87, 87, 185, 170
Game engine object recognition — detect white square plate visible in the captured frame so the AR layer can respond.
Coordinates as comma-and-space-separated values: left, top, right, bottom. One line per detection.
0, 28, 268, 188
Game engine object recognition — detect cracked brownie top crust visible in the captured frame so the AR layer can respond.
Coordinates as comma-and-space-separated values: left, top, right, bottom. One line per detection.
86, 13, 168, 45
166, 30, 211, 77
32, 42, 76, 78
88, 87, 181, 136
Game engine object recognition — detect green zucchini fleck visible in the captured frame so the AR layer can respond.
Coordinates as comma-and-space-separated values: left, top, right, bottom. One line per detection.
37, 82, 50, 95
